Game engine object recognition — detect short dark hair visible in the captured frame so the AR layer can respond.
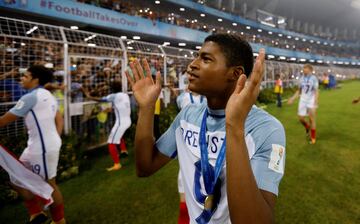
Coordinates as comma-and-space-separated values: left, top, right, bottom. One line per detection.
27, 65, 54, 85
204, 33, 254, 77
112, 81, 122, 92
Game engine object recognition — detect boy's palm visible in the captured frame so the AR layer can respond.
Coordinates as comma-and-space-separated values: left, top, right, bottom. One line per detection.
126, 59, 162, 107
132, 74, 161, 106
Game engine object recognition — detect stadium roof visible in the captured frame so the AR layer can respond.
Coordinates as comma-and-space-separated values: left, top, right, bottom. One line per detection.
227, 0, 360, 29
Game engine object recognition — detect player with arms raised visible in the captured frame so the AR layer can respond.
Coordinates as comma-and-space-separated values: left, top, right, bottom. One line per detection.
127, 34, 286, 224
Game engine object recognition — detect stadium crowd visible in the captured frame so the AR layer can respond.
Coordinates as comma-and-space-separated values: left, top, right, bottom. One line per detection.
76, 0, 359, 59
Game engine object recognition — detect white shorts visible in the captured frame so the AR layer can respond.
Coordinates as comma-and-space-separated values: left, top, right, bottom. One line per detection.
107, 119, 131, 144
178, 170, 185, 193
20, 148, 60, 180
298, 99, 316, 116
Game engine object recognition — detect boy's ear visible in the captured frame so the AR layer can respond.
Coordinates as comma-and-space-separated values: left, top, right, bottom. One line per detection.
229, 66, 245, 81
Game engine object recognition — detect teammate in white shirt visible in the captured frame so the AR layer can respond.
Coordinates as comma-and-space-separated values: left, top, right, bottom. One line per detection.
126, 34, 285, 223
176, 89, 207, 224
85, 81, 131, 171
0, 65, 65, 224
176, 89, 206, 111
288, 64, 319, 144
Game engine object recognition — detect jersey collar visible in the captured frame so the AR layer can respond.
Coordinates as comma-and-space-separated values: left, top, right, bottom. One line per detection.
207, 107, 225, 118
28, 85, 43, 93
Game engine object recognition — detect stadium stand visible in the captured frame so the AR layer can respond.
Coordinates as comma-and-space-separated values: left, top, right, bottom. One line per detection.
76, 0, 360, 59
0, 0, 359, 148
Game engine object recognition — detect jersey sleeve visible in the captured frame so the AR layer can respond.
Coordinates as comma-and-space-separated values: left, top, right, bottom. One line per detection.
155, 109, 184, 158
9, 92, 37, 117
250, 121, 286, 196
101, 93, 115, 102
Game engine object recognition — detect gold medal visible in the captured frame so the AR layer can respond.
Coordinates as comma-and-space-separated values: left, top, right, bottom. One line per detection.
204, 195, 214, 210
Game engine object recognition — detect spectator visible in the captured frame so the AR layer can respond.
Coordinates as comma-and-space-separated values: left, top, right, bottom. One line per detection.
274, 74, 283, 107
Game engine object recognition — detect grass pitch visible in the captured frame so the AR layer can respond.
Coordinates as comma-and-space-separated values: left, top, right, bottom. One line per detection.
1, 81, 359, 223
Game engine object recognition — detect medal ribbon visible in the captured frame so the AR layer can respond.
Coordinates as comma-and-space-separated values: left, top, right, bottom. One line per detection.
196, 109, 226, 224
190, 92, 194, 104
190, 93, 204, 104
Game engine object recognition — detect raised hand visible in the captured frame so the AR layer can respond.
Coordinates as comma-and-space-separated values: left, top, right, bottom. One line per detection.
225, 49, 265, 127
126, 58, 162, 108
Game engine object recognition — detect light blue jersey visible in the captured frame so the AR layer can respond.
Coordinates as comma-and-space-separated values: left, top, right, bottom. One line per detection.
299, 75, 319, 102
9, 88, 61, 179
156, 104, 286, 224
10, 88, 61, 153
176, 92, 207, 110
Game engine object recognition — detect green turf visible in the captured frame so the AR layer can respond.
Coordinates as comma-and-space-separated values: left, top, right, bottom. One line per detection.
1, 81, 359, 223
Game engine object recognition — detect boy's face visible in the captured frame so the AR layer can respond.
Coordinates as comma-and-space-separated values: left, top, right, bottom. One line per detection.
187, 41, 234, 97
303, 67, 312, 75
20, 72, 38, 90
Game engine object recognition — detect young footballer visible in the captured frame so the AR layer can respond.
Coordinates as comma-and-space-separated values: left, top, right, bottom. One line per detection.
0, 65, 65, 224
288, 64, 319, 144
127, 34, 286, 223
85, 81, 131, 171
